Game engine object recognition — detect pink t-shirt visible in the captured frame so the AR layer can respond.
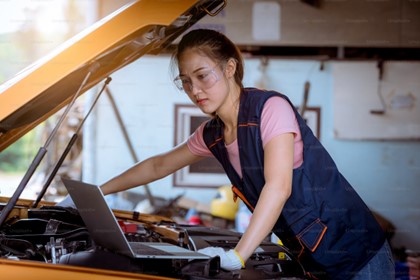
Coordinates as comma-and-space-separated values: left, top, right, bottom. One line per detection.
187, 96, 303, 177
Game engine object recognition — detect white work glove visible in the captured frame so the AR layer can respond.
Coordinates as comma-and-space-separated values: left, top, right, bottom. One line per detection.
55, 194, 76, 208
198, 247, 244, 271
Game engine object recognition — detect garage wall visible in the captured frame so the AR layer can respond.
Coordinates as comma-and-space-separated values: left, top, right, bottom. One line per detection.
82, 56, 219, 208
198, 0, 420, 47
83, 55, 420, 251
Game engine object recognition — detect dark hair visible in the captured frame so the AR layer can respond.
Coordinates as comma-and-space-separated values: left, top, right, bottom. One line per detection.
171, 29, 244, 88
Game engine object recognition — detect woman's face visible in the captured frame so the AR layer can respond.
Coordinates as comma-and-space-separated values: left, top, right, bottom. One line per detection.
177, 49, 231, 115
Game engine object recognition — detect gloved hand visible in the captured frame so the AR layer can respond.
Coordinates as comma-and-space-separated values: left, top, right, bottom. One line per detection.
55, 194, 76, 208
198, 247, 244, 271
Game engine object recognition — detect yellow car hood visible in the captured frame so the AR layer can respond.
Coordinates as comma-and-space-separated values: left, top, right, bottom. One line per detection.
0, 0, 226, 151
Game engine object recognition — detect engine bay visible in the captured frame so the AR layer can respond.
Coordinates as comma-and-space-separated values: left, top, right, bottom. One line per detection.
0, 201, 307, 279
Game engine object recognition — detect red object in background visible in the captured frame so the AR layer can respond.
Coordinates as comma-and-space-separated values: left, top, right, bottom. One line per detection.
118, 220, 138, 233
188, 215, 202, 225
185, 208, 202, 225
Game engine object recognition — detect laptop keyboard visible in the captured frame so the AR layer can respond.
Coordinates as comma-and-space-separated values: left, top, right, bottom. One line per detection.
129, 242, 173, 256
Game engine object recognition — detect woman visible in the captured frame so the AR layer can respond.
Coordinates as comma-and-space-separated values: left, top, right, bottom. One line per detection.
99, 29, 394, 279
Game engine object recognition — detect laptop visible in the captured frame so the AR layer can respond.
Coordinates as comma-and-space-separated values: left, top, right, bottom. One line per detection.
61, 178, 209, 260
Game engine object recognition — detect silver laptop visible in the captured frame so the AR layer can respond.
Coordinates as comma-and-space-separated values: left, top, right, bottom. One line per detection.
61, 178, 209, 260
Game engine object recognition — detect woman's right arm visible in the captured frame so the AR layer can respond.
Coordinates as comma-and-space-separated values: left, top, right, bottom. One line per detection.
100, 142, 204, 195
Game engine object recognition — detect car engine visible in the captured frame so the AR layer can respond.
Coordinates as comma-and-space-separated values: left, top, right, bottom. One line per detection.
0, 203, 307, 279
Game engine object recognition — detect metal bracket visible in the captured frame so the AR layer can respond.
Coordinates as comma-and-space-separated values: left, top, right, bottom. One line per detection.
202, 0, 226, 17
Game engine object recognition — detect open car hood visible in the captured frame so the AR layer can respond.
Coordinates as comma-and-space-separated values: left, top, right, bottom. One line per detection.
0, 0, 226, 152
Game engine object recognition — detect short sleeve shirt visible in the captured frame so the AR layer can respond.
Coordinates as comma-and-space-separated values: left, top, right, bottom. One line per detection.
187, 96, 303, 177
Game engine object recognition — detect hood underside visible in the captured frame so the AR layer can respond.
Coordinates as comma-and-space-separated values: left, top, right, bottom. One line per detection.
0, 0, 226, 152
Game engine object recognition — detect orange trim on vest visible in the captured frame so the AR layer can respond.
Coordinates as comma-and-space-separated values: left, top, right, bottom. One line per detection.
231, 185, 254, 211
306, 272, 320, 280
208, 137, 223, 149
296, 238, 305, 260
238, 122, 258, 127
310, 222, 327, 253
296, 218, 327, 253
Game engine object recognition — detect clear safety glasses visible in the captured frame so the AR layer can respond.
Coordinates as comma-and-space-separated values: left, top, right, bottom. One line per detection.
173, 64, 222, 94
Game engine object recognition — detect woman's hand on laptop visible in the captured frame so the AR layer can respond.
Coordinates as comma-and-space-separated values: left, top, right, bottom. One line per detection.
197, 247, 244, 270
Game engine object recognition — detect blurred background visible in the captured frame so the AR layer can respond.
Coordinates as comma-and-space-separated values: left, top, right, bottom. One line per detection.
0, 0, 97, 198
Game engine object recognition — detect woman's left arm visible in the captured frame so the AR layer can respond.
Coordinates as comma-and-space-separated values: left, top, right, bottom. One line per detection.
234, 132, 294, 262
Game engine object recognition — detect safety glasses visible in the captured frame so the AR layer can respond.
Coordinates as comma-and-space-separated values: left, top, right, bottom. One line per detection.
173, 64, 222, 93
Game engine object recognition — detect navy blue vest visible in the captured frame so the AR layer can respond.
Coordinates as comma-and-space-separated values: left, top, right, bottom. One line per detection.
203, 88, 385, 279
